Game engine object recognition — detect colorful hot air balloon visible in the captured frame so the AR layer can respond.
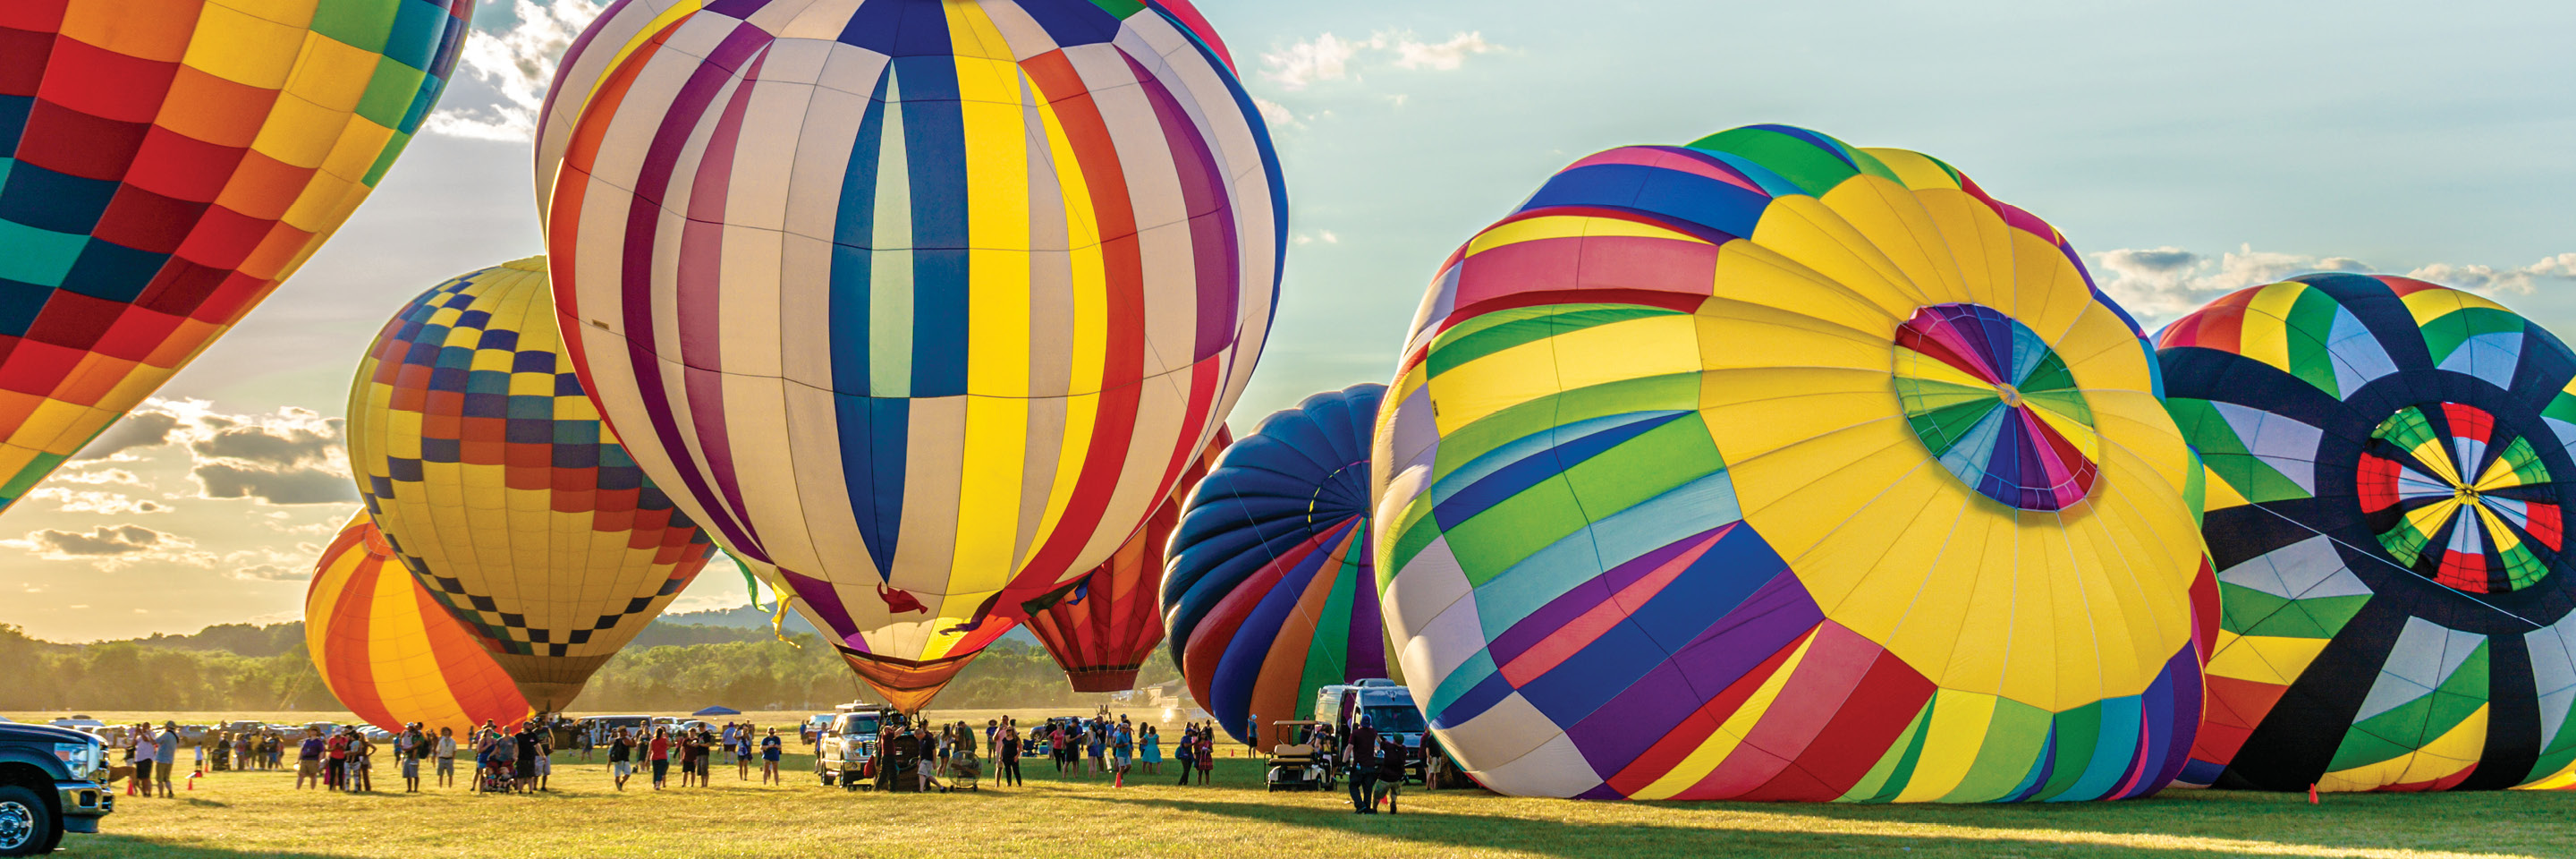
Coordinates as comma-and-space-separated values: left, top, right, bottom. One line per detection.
0, 0, 471, 512
1021, 428, 1227, 693
543, 0, 1282, 710
1372, 126, 2209, 803
345, 256, 718, 710
2162, 273, 2576, 792
307, 510, 533, 735
1166, 385, 1386, 744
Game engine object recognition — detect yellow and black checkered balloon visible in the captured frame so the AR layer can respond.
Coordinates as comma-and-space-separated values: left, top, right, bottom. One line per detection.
346, 256, 715, 710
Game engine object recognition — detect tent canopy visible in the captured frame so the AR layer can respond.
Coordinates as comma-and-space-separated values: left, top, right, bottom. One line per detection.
691, 706, 740, 717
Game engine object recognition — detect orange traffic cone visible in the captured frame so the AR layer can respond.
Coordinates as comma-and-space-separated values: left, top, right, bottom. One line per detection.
2308, 784, 2318, 804
188, 770, 202, 790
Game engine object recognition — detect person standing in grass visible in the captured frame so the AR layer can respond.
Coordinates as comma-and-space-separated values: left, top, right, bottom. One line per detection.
1174, 726, 1193, 786
1197, 727, 1216, 785
487, 727, 517, 794
996, 724, 1021, 787
1344, 718, 1378, 813
648, 727, 672, 790
152, 722, 177, 798
1111, 722, 1132, 783
296, 727, 324, 789
436, 727, 458, 788
1140, 725, 1161, 776
735, 725, 753, 781
760, 727, 783, 785
607, 727, 634, 791
397, 724, 421, 792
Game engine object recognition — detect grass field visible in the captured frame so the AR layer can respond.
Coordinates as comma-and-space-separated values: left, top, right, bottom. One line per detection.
17, 711, 2576, 858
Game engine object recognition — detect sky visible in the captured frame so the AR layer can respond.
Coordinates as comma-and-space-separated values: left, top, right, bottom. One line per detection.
7, 0, 2571, 642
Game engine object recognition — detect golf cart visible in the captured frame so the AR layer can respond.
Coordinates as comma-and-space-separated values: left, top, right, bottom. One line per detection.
1263, 720, 1334, 792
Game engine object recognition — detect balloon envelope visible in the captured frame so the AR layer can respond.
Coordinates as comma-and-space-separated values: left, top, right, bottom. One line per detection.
307, 510, 533, 735
1167, 385, 1385, 744
1373, 126, 2207, 802
346, 256, 718, 710
0, 0, 471, 512
1024, 427, 1227, 693
2162, 273, 2576, 791
544, 0, 1282, 708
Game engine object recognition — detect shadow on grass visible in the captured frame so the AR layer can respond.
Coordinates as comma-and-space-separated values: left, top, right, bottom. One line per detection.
1060, 790, 2570, 859
58, 835, 345, 859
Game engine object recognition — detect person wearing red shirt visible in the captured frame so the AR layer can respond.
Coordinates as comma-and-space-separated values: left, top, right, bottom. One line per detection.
648, 728, 674, 790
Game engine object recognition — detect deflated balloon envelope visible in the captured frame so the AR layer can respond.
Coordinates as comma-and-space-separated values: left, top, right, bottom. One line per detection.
1165, 384, 1386, 744
345, 257, 717, 711
1372, 125, 2208, 802
539, 0, 1282, 711
306, 510, 533, 735
2161, 273, 2576, 791
0, 0, 472, 513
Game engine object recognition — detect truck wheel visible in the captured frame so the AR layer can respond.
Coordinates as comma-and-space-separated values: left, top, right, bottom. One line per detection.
0, 785, 55, 857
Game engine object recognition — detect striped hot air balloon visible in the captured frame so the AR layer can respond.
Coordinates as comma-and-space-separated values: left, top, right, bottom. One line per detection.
345, 257, 718, 710
1165, 385, 1386, 744
306, 510, 532, 735
1373, 126, 2209, 802
1017, 427, 1227, 693
540, 0, 1280, 710
0, 0, 471, 512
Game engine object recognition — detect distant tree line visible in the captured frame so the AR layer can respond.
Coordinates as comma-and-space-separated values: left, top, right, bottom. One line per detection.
0, 620, 1182, 715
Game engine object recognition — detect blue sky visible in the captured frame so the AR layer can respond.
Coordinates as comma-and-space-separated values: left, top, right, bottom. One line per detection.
7, 0, 2569, 642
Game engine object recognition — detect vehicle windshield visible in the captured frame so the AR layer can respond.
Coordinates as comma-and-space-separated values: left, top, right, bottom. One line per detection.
838, 717, 879, 735
1362, 705, 1426, 735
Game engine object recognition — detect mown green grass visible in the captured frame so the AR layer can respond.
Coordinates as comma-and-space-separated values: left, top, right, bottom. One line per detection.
25, 710, 2576, 859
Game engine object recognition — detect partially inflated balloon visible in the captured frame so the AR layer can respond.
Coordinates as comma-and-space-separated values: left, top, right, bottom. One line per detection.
1024, 428, 1226, 693
1373, 126, 2207, 802
2163, 274, 2576, 792
0, 0, 471, 512
307, 510, 532, 735
346, 257, 718, 710
545, 0, 1282, 709
1168, 385, 1385, 744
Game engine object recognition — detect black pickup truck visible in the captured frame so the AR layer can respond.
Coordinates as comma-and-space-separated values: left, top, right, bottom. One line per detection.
0, 722, 112, 855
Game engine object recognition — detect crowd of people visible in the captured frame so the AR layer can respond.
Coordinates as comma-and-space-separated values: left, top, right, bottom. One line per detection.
586, 721, 786, 791
80, 711, 1395, 805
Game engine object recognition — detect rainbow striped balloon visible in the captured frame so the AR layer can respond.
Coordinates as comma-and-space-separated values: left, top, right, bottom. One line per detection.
1165, 384, 1387, 744
1373, 126, 2208, 802
0, 0, 470, 514
1021, 428, 1225, 693
306, 510, 532, 736
541, 0, 1280, 708
346, 257, 718, 711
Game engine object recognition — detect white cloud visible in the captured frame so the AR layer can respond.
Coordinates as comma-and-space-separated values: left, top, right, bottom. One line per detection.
1291, 230, 1342, 246
424, 0, 604, 142
24, 489, 170, 515
1259, 30, 1506, 91
2406, 253, 2576, 294
1253, 97, 1298, 130
2090, 245, 2368, 319
4, 524, 214, 570
1388, 31, 1500, 71
2091, 245, 2576, 323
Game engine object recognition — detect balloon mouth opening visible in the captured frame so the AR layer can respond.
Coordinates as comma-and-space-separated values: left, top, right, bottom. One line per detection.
2359, 401, 2562, 595
1891, 302, 2100, 512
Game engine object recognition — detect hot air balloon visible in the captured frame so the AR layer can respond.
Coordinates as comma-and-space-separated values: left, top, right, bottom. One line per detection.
307, 510, 533, 735
542, 0, 1282, 710
0, 0, 471, 513
1372, 125, 2208, 803
1016, 428, 1228, 693
1165, 385, 1386, 744
345, 256, 718, 710
2161, 273, 2576, 792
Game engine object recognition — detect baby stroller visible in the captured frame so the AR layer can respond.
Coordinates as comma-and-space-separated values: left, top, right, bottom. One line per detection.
479, 761, 514, 794
945, 750, 981, 792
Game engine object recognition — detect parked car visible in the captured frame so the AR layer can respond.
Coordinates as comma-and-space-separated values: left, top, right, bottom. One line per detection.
815, 708, 887, 789
0, 720, 113, 855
